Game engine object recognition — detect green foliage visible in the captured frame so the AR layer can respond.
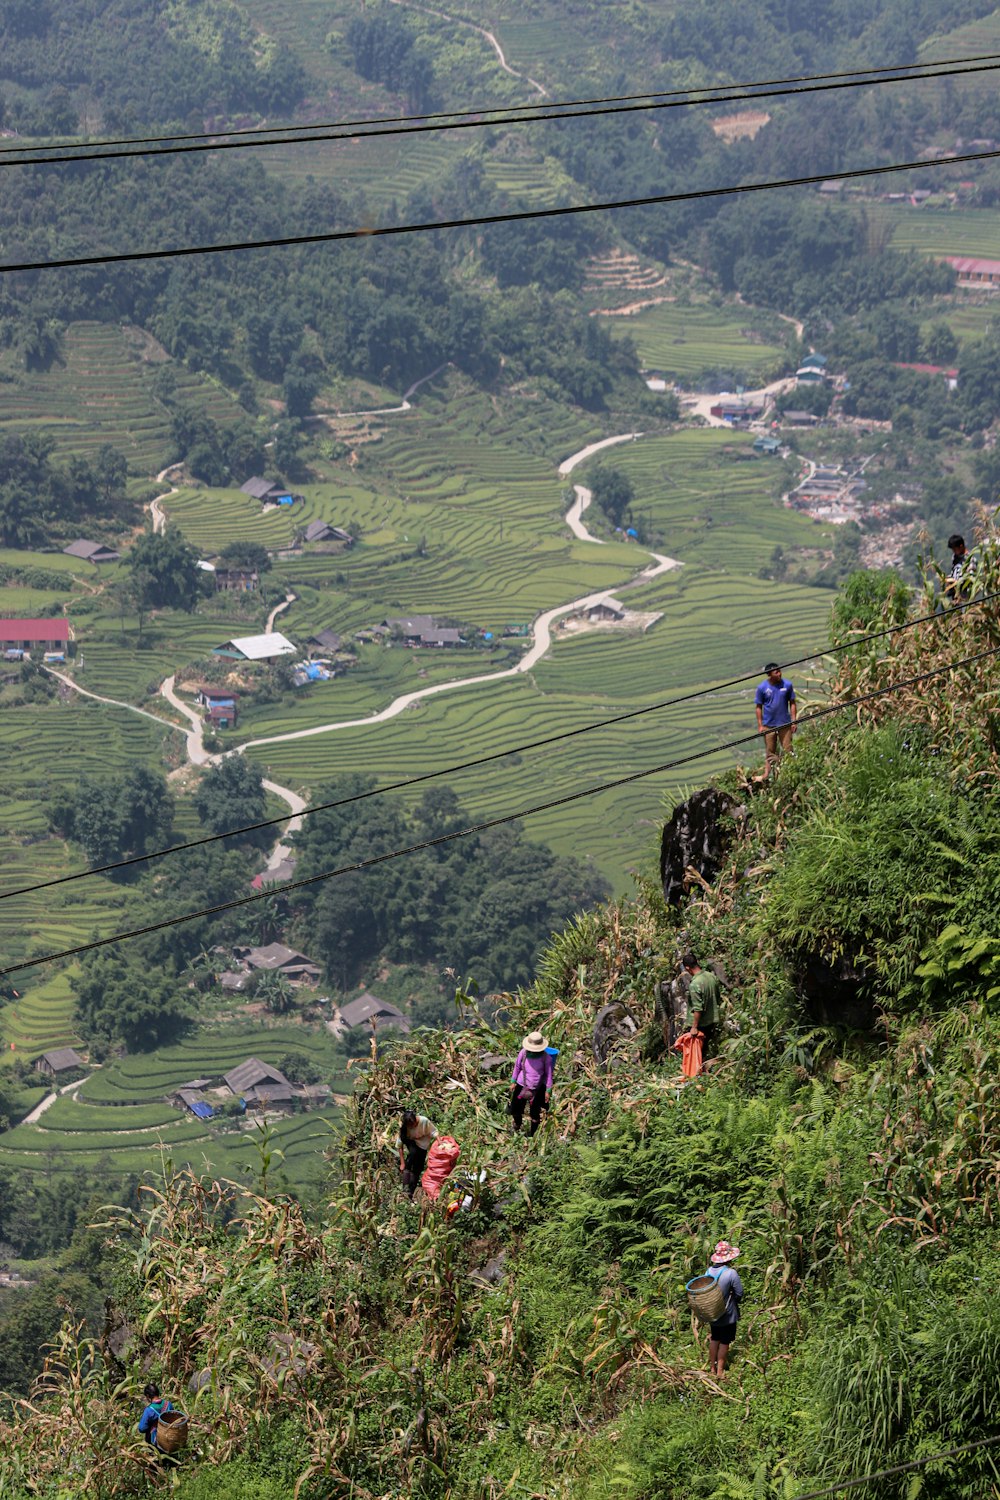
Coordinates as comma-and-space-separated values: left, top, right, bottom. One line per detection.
193, 757, 268, 848
587, 463, 635, 529
294, 779, 609, 992
49, 766, 174, 870
73, 951, 191, 1052
128, 527, 204, 611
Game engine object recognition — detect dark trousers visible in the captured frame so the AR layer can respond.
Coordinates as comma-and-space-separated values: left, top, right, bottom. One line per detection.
510, 1081, 547, 1135
401, 1143, 427, 1196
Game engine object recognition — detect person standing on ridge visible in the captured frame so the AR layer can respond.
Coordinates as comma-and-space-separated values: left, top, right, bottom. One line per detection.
945, 533, 976, 605
509, 1029, 555, 1136
682, 952, 723, 1065
754, 662, 797, 779
396, 1109, 438, 1197
703, 1240, 743, 1377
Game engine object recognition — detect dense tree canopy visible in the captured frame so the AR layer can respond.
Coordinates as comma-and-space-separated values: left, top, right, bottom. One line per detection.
292, 780, 609, 992
49, 767, 174, 870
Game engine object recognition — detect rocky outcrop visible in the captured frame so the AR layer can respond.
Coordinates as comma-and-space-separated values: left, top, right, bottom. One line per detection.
660, 788, 744, 906
795, 953, 879, 1030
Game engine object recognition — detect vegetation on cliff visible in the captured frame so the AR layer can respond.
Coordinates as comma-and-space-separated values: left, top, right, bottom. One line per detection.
5, 543, 1000, 1498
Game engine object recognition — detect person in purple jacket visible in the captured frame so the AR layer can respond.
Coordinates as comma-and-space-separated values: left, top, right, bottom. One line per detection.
509, 1029, 555, 1135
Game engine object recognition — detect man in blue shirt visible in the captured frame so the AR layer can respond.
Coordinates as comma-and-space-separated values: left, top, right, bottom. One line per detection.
755, 662, 796, 778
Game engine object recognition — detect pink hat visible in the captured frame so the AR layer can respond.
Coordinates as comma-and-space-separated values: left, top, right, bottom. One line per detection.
710, 1240, 740, 1265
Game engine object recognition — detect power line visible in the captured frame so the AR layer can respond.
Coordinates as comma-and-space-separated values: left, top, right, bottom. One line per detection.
4, 588, 990, 902
3, 145, 996, 276
1, 50, 992, 160
793, 1432, 1000, 1499
3, 642, 995, 979
0, 56, 997, 168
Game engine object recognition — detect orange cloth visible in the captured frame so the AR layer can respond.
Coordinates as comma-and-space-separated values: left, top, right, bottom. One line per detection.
673, 1029, 705, 1078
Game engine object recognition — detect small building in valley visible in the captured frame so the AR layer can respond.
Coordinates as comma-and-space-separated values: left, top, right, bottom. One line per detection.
224, 1058, 295, 1112
63, 539, 120, 565
0, 619, 71, 656
586, 598, 626, 622
306, 628, 343, 656
34, 1047, 84, 1079
334, 992, 411, 1038
298, 520, 354, 548
214, 567, 259, 593
212, 632, 296, 662
232, 942, 322, 985
944, 256, 1000, 288
241, 477, 288, 503
383, 615, 462, 647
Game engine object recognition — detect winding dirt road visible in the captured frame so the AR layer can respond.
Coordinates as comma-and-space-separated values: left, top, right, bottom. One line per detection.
387, 0, 548, 97
52, 425, 683, 872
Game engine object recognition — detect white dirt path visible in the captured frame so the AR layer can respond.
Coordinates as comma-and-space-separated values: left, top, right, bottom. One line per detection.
23, 1075, 87, 1126
243, 433, 682, 752
386, 0, 548, 97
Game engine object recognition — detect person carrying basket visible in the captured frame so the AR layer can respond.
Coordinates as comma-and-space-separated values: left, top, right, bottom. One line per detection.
687, 1240, 743, 1377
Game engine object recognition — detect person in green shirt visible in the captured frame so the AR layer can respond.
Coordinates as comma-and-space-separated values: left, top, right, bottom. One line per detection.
683, 952, 723, 1059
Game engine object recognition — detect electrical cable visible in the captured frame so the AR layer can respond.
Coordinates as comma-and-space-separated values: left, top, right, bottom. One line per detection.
3, 641, 996, 978
6, 587, 993, 902
0, 56, 996, 168
1, 49, 993, 160
3, 145, 997, 275
792, 1431, 1000, 1499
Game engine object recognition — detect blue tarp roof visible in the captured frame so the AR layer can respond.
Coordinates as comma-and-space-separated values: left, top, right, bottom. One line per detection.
190, 1102, 214, 1120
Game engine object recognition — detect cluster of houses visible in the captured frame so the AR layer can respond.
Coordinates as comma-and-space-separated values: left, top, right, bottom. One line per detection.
213, 943, 412, 1039
169, 1056, 326, 1118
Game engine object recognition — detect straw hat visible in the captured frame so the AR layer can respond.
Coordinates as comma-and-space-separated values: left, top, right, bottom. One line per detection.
710, 1240, 740, 1265
522, 1029, 549, 1052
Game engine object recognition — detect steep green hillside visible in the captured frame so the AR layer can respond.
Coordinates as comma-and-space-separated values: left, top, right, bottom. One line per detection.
5, 547, 1000, 1497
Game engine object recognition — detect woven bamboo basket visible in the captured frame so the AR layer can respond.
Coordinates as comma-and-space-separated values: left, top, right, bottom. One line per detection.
154, 1411, 188, 1454
686, 1275, 726, 1323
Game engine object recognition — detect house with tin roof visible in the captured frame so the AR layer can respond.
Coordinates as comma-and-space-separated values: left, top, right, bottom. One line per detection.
63, 539, 120, 564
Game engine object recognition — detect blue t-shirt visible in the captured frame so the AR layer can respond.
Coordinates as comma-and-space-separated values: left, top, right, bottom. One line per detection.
706, 1265, 743, 1322
138, 1399, 171, 1445
755, 677, 795, 728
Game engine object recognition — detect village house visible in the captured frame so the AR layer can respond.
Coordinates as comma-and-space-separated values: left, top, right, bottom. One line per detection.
383, 615, 462, 647
0, 619, 71, 657
586, 598, 626, 623
34, 1047, 84, 1080
214, 567, 259, 594
333, 993, 411, 1038
754, 435, 782, 455
709, 397, 763, 422
223, 1058, 296, 1112
195, 686, 238, 728
231, 942, 322, 985
170, 1085, 215, 1120
297, 520, 354, 548
781, 410, 821, 427
306, 628, 343, 656
212, 632, 296, 662
240, 477, 295, 505
63, 539, 120, 565
943, 256, 1000, 288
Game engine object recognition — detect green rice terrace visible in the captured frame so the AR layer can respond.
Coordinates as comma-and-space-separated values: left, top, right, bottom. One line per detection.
0, 1023, 351, 1189
0, 323, 243, 468
600, 299, 790, 379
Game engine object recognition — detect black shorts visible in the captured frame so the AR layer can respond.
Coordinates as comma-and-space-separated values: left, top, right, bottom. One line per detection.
709, 1317, 737, 1345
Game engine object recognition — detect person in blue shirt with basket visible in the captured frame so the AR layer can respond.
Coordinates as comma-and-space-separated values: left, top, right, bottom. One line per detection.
686, 1239, 744, 1378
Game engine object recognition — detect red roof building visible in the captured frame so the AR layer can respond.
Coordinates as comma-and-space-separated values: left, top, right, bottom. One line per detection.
0, 619, 70, 652
943, 256, 1000, 286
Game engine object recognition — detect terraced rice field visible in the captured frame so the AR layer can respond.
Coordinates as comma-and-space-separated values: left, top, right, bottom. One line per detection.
245, 569, 833, 890
79, 1027, 343, 1104
881, 206, 1000, 262
600, 300, 789, 378
0, 1100, 343, 1187
0, 1022, 350, 1185
918, 299, 998, 347
481, 154, 581, 207
1, 971, 84, 1058
606, 428, 828, 571
0, 324, 243, 469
